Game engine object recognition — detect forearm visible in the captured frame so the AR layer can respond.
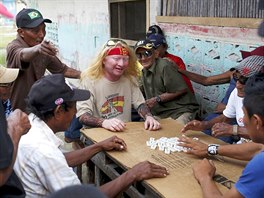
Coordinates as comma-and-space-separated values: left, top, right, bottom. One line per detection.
20, 46, 40, 62
63, 67, 81, 78
237, 126, 250, 139
159, 89, 187, 103
137, 103, 153, 119
199, 176, 223, 198
203, 114, 226, 129
179, 70, 209, 86
79, 113, 105, 127
99, 169, 136, 198
64, 143, 103, 167
218, 142, 263, 161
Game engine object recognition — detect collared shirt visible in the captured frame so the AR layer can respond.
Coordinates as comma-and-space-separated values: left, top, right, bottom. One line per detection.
14, 114, 80, 198
141, 58, 199, 119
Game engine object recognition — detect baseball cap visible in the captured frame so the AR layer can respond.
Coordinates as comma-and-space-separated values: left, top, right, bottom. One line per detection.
146, 25, 164, 37
16, 8, 52, 28
240, 46, 264, 59
233, 56, 264, 77
134, 39, 154, 52
27, 74, 90, 111
148, 34, 167, 48
0, 65, 19, 84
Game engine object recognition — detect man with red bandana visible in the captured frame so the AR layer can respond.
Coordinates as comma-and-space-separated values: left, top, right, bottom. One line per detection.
6, 8, 81, 112
77, 40, 160, 132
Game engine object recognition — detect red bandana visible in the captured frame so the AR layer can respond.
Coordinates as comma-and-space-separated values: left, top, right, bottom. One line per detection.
107, 47, 129, 56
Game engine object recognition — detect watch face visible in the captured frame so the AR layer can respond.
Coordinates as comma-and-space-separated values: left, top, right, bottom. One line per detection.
208, 145, 218, 155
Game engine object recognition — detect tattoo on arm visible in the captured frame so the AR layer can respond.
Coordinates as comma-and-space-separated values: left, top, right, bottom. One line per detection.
137, 103, 153, 120
79, 112, 104, 127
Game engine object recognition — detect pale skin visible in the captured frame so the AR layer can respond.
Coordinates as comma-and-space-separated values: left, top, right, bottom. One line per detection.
44, 103, 168, 198
79, 52, 161, 132
0, 109, 31, 186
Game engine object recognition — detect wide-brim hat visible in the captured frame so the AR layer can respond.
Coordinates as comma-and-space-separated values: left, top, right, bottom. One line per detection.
0, 65, 19, 84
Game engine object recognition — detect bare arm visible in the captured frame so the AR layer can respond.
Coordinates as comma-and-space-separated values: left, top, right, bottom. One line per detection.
63, 66, 81, 79
178, 69, 232, 86
0, 110, 30, 186
99, 161, 168, 198
64, 136, 126, 167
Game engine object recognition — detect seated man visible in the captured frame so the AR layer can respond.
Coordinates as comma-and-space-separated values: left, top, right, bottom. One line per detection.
14, 74, 168, 198
0, 65, 31, 197
147, 33, 194, 93
181, 74, 264, 197
181, 56, 264, 142
135, 39, 200, 125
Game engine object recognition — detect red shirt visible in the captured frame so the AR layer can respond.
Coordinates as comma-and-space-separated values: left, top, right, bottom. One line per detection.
164, 53, 194, 93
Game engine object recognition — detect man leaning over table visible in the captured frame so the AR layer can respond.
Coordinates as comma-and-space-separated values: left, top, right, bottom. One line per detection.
179, 73, 264, 198
14, 74, 168, 198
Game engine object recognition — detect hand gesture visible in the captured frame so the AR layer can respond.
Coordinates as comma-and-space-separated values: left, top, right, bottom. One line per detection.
192, 158, 216, 184
178, 136, 208, 158
102, 118, 126, 132
212, 122, 233, 137
37, 40, 58, 56
130, 161, 169, 181
181, 120, 206, 133
7, 109, 31, 138
98, 135, 127, 151
144, 116, 161, 131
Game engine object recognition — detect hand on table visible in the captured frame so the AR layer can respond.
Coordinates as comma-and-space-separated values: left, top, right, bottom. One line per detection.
144, 116, 161, 131
178, 136, 208, 158
212, 122, 233, 137
98, 135, 127, 151
130, 161, 169, 181
192, 158, 216, 184
181, 120, 206, 133
102, 118, 126, 132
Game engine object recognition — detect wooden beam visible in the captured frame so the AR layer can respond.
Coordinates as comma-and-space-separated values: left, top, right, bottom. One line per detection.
156, 16, 263, 29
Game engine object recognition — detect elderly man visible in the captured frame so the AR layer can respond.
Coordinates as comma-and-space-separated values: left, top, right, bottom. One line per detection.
6, 8, 81, 111
14, 74, 168, 198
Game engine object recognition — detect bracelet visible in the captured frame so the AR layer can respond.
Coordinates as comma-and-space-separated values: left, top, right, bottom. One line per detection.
232, 125, 238, 136
155, 95, 162, 103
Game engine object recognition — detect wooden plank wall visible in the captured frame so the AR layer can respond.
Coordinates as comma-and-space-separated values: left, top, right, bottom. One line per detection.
161, 0, 264, 18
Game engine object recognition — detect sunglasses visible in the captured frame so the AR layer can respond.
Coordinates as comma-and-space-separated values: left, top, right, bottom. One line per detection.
233, 72, 248, 85
136, 50, 153, 59
0, 83, 12, 87
105, 39, 127, 47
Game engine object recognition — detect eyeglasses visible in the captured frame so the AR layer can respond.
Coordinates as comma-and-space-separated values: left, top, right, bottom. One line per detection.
136, 50, 153, 59
0, 83, 12, 87
105, 39, 127, 47
233, 71, 248, 85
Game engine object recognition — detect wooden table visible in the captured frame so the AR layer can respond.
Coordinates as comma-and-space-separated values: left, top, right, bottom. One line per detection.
81, 119, 246, 198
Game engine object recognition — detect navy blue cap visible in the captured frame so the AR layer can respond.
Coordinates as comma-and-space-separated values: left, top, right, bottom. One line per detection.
147, 34, 167, 49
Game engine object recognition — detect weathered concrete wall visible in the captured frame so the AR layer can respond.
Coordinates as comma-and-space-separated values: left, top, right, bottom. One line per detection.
159, 23, 263, 113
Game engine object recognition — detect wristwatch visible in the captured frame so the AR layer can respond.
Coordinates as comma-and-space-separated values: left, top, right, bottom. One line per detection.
232, 125, 238, 136
156, 95, 162, 103
207, 144, 219, 156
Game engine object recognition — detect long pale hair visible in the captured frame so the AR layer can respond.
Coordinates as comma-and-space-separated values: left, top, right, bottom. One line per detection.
81, 40, 141, 82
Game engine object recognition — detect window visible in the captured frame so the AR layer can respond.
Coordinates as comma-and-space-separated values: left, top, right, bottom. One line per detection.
109, 0, 147, 41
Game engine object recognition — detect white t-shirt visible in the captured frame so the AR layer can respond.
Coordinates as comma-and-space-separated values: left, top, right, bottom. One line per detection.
223, 88, 244, 126
77, 76, 145, 121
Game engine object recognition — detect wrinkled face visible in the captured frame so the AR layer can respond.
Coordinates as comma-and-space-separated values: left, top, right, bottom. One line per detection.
233, 70, 248, 97
136, 48, 156, 69
103, 55, 129, 81
0, 83, 12, 101
19, 23, 46, 47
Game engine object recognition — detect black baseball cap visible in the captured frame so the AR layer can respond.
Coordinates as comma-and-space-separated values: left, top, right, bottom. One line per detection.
134, 39, 154, 52
16, 8, 52, 28
146, 25, 164, 38
27, 74, 90, 111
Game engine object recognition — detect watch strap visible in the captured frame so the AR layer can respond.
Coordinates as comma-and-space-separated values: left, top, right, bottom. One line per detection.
232, 125, 238, 136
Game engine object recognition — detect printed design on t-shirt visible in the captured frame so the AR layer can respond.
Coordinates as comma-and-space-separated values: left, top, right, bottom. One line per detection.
100, 94, 124, 119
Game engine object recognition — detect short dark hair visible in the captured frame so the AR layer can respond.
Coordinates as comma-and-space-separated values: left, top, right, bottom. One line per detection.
243, 94, 264, 118
244, 72, 264, 96
27, 101, 74, 121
